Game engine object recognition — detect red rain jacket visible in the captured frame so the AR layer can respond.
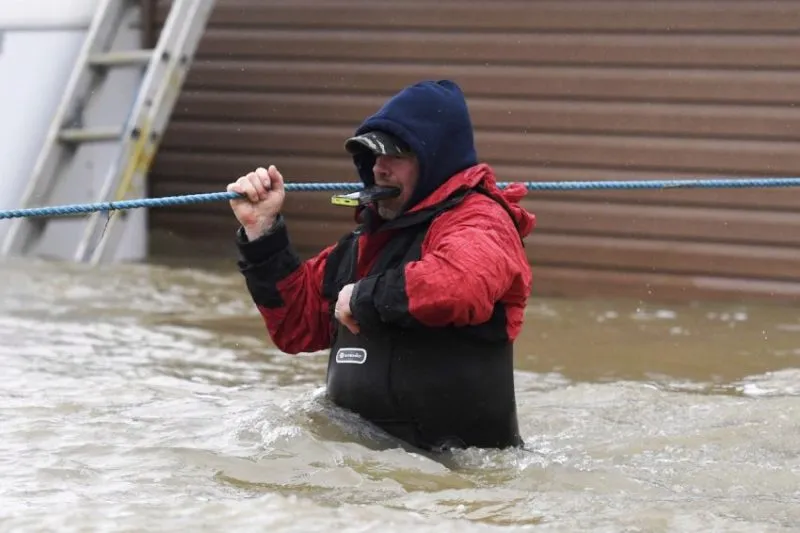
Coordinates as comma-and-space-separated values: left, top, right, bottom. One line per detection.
250, 163, 535, 355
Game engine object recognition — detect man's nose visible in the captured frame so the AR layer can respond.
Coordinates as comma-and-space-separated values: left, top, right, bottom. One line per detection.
372, 155, 388, 175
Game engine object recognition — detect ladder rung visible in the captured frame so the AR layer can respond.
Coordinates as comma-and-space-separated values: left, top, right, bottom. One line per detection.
59, 127, 121, 143
88, 50, 153, 67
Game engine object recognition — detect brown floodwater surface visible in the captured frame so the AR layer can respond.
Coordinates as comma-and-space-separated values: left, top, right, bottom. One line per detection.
1, 257, 798, 532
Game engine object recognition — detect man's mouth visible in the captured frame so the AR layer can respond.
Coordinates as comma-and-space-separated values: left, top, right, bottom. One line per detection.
361, 185, 401, 204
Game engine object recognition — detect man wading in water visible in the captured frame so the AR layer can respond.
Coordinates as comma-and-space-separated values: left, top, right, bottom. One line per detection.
227, 80, 536, 453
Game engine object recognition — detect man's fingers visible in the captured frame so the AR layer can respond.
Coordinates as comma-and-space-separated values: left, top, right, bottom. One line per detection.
229, 166, 283, 205
268, 165, 285, 194
248, 170, 269, 201
342, 315, 360, 335
334, 306, 360, 335
232, 176, 257, 202
227, 177, 251, 196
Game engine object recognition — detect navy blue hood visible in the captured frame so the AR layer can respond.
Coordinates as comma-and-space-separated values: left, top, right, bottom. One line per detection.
350, 79, 479, 210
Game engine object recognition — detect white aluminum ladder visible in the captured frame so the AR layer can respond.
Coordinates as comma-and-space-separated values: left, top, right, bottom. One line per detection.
1, 0, 215, 264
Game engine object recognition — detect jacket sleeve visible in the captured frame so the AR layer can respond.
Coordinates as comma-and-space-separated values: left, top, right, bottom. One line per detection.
349, 198, 529, 331
236, 216, 333, 354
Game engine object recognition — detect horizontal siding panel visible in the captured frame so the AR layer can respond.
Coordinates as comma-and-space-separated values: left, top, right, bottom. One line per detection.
198, 29, 800, 68
149, 152, 800, 210
147, 206, 800, 303
151, 209, 352, 245
151, 186, 351, 224
162, 1, 800, 33
480, 133, 800, 175
185, 61, 800, 104
529, 233, 800, 281
521, 201, 800, 246
159, 122, 800, 175
148, 210, 238, 240
173, 91, 800, 140
149, 153, 360, 186
532, 266, 800, 303
148, 210, 800, 304
491, 165, 800, 210
148, 209, 800, 281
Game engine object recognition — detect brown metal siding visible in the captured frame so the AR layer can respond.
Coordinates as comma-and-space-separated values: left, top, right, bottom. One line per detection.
147, 0, 800, 303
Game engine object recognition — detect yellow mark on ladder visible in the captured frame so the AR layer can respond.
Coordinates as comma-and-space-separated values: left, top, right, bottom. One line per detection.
113, 57, 188, 205
113, 118, 158, 203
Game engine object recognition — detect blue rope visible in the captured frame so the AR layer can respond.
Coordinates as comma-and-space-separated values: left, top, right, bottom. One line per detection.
2, 177, 800, 220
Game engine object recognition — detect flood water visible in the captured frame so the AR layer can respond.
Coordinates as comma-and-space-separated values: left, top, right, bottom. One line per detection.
1, 256, 799, 532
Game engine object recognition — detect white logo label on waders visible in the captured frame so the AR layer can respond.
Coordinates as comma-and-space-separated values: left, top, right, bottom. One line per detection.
335, 348, 367, 364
